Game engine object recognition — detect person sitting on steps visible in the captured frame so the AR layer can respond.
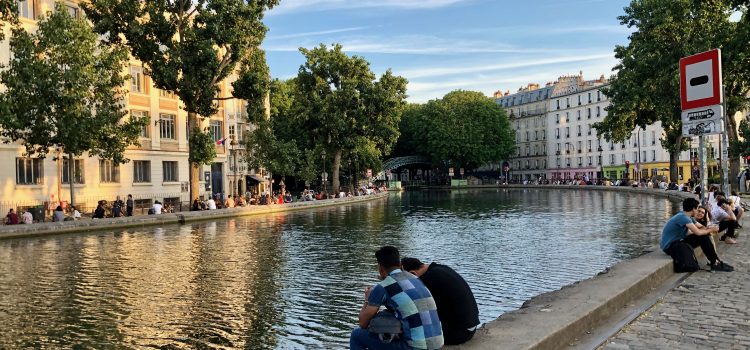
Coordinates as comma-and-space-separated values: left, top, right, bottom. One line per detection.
661, 198, 733, 272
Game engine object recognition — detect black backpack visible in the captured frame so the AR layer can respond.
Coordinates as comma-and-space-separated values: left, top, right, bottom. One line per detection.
669, 241, 700, 273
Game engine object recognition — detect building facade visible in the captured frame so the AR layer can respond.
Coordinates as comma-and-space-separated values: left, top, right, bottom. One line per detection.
495, 83, 552, 181
0, 0, 258, 212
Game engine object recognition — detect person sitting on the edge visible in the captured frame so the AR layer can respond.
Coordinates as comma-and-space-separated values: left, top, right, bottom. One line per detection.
661, 198, 733, 272
350, 246, 444, 350
711, 196, 739, 244
401, 257, 480, 345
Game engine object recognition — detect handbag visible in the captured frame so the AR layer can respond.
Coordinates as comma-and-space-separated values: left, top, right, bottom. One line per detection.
368, 310, 402, 343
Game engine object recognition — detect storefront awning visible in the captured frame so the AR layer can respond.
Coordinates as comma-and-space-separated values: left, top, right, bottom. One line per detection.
246, 174, 267, 183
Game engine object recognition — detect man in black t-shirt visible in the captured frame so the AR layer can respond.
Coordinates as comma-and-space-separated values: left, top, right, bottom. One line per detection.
402, 257, 480, 345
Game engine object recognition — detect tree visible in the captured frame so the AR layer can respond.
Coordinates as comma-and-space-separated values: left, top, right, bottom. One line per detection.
295, 44, 408, 193
0, 3, 147, 206
82, 0, 278, 201
0, 0, 16, 40
595, 0, 750, 186
395, 91, 515, 169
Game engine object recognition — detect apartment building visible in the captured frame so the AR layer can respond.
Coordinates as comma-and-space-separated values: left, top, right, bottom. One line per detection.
0, 0, 257, 211
495, 83, 552, 181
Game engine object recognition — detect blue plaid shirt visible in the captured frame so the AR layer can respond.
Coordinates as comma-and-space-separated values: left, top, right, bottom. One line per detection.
367, 269, 444, 350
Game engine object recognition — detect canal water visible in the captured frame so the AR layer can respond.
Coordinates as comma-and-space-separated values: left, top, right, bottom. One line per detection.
0, 189, 678, 349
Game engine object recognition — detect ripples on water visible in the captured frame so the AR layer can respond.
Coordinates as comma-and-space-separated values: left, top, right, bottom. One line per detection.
0, 189, 678, 349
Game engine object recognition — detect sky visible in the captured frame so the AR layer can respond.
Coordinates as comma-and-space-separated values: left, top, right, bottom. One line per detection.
262, 0, 633, 103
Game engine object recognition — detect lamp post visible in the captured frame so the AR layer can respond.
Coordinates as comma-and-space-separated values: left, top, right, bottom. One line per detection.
598, 144, 604, 181
354, 154, 359, 195
348, 158, 352, 193
321, 149, 327, 193
230, 135, 237, 197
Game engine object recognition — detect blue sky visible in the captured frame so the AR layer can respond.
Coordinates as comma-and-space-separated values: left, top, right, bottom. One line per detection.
262, 0, 632, 102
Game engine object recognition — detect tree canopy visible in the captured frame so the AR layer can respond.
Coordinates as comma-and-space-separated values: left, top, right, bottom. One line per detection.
395, 90, 515, 169
294, 44, 408, 192
82, 0, 278, 200
595, 0, 749, 185
0, 3, 147, 205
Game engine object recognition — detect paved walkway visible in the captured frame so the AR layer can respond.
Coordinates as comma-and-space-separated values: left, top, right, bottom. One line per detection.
601, 223, 750, 350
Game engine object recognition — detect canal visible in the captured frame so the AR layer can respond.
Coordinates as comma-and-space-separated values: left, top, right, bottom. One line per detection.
0, 189, 678, 349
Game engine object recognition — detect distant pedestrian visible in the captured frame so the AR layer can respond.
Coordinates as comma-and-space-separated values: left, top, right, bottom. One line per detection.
52, 206, 65, 222
126, 194, 134, 216
5, 209, 19, 225
22, 209, 33, 224
112, 196, 124, 217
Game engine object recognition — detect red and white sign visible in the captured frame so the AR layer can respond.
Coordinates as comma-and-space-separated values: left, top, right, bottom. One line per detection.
680, 49, 722, 111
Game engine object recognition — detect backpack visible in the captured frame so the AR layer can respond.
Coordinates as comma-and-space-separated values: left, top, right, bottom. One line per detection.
669, 241, 700, 273
368, 310, 402, 343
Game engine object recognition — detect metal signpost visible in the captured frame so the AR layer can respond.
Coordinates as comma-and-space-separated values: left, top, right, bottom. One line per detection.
680, 49, 726, 199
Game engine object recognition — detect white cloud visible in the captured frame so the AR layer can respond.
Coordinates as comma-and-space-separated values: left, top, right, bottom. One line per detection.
267, 27, 371, 40
270, 0, 469, 14
263, 35, 545, 55
400, 53, 614, 79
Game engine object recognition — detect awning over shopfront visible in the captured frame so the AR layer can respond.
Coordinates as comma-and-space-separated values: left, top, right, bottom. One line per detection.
246, 174, 266, 183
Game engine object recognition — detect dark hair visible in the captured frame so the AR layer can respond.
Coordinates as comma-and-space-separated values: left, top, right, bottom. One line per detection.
682, 198, 700, 212
401, 257, 424, 272
731, 191, 738, 196
55, 206, 63, 211
717, 197, 729, 207
375, 246, 400, 268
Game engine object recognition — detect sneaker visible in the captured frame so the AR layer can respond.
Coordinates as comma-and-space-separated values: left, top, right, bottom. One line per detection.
711, 262, 734, 272
726, 237, 738, 244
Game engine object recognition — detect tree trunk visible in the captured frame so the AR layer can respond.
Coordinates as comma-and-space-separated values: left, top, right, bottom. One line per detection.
726, 110, 741, 190
68, 153, 75, 207
669, 149, 679, 184
188, 111, 201, 201
332, 148, 342, 193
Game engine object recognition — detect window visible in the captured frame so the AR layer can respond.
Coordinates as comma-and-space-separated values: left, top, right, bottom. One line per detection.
557, 158, 561, 167
587, 124, 592, 135
99, 160, 120, 183
556, 114, 560, 124
652, 150, 656, 161
16, 157, 43, 185
577, 110, 581, 120
543, 144, 547, 154
621, 154, 626, 163
577, 125, 581, 136
17, 0, 33, 18
210, 120, 223, 142
565, 127, 570, 138
159, 114, 176, 140
556, 143, 561, 152
587, 140, 592, 151
556, 100, 560, 109
133, 161, 151, 183
596, 106, 601, 117
525, 131, 529, 141
642, 151, 647, 162
588, 93, 592, 103
633, 152, 638, 162
229, 125, 236, 139
597, 91, 601, 101
651, 131, 656, 145
64, 4, 79, 18
577, 141, 582, 152
62, 159, 85, 184
132, 110, 150, 138
578, 95, 581, 105
610, 154, 615, 165
130, 66, 145, 93
543, 160, 547, 169
534, 131, 538, 141
565, 112, 569, 122
566, 97, 570, 108
159, 89, 176, 99
587, 108, 591, 119
162, 161, 178, 182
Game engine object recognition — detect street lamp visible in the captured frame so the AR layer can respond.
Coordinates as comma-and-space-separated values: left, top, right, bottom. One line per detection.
597, 145, 604, 181
230, 134, 237, 197
348, 158, 352, 193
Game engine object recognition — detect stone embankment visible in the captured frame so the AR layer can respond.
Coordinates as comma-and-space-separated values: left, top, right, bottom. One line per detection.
450, 185, 696, 350
0, 192, 389, 240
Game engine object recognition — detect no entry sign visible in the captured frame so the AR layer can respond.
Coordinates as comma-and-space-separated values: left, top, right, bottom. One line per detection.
680, 49, 722, 110
680, 49, 723, 137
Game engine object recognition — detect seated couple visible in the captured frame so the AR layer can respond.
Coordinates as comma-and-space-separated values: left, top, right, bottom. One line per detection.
350, 246, 480, 350
661, 198, 734, 272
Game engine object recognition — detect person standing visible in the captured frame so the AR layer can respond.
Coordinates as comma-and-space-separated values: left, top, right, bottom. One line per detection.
112, 196, 124, 218
401, 258, 480, 345
350, 246, 444, 350
126, 194, 134, 217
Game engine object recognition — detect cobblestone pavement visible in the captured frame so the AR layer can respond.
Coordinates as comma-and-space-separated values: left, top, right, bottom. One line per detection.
601, 228, 750, 350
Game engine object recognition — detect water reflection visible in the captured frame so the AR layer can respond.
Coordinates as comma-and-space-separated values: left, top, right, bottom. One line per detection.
0, 189, 678, 349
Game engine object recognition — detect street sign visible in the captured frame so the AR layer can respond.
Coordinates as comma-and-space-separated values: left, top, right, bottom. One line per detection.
448, 167, 454, 177
681, 105, 723, 136
680, 49, 722, 111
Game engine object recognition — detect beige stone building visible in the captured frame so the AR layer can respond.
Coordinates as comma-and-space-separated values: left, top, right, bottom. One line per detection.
0, 0, 257, 213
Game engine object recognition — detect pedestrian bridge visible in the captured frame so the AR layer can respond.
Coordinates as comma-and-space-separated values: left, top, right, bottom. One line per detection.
376, 156, 431, 179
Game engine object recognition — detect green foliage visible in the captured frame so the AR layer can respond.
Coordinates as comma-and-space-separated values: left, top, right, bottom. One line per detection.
233, 48, 271, 123
294, 44, 407, 190
394, 90, 515, 169
595, 0, 749, 182
189, 129, 217, 165
83, 0, 278, 116
0, 3, 146, 164
0, 0, 17, 40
